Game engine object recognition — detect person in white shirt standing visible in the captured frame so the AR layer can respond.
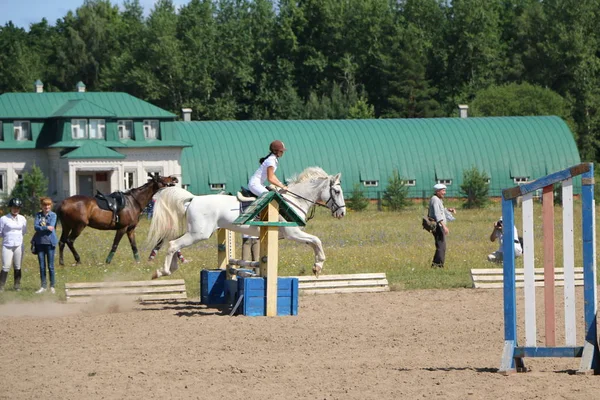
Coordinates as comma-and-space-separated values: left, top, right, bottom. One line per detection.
0, 198, 27, 292
248, 140, 288, 196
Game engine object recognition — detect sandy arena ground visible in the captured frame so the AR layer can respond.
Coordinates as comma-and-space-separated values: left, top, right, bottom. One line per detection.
1, 288, 600, 400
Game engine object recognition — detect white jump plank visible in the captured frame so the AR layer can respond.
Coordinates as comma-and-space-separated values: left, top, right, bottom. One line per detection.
294, 273, 387, 282
301, 286, 390, 295
474, 280, 585, 289
562, 179, 576, 346
65, 279, 186, 289
298, 279, 389, 289
65, 280, 187, 303
291, 273, 389, 294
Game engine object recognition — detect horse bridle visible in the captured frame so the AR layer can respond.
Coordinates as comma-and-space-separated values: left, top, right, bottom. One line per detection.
284, 181, 345, 220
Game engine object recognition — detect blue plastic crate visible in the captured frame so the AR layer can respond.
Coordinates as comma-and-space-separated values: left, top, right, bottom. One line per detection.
200, 269, 226, 305
237, 277, 299, 316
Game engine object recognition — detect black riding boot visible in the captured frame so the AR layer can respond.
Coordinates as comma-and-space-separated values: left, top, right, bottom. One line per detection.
14, 269, 22, 291
0, 270, 8, 292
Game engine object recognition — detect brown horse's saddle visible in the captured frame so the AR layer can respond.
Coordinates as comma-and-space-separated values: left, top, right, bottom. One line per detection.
95, 191, 126, 223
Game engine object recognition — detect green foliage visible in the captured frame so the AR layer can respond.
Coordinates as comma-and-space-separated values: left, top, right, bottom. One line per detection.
5, 165, 48, 216
470, 82, 569, 119
3, 0, 600, 162
346, 183, 370, 212
459, 167, 490, 209
382, 170, 409, 211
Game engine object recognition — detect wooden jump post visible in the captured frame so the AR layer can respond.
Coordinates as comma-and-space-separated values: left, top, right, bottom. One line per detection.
500, 163, 599, 374
220, 191, 303, 317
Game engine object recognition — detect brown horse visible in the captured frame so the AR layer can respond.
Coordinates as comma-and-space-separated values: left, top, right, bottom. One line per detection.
56, 173, 179, 265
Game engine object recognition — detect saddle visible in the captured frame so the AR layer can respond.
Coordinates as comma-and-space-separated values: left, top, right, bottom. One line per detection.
95, 191, 126, 223
236, 187, 256, 212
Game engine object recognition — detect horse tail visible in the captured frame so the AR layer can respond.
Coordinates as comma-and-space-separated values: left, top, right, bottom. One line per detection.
146, 187, 195, 249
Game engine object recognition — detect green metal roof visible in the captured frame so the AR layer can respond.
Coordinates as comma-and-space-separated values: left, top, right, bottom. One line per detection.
61, 142, 125, 159
172, 116, 580, 198
52, 99, 116, 118
49, 139, 191, 149
0, 92, 176, 119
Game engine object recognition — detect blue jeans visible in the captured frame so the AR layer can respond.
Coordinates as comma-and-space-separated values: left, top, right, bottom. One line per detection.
37, 244, 56, 288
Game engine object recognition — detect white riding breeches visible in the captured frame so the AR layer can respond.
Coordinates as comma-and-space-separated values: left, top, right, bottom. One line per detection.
2, 245, 23, 272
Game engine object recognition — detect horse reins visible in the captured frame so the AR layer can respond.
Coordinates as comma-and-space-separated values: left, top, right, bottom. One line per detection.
284, 182, 345, 222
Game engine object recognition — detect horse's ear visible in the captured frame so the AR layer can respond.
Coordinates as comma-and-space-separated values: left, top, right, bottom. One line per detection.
332, 173, 341, 184
147, 172, 153, 179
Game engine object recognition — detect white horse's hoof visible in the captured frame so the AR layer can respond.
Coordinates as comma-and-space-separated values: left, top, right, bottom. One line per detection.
152, 270, 161, 280
312, 265, 322, 278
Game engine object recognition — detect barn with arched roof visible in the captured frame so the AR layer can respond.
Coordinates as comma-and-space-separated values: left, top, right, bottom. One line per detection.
173, 116, 580, 198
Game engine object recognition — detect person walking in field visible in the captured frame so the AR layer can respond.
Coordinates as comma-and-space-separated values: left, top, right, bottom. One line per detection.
428, 184, 455, 268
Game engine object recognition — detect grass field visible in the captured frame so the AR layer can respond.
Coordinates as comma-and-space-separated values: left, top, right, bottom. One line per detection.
0, 198, 592, 303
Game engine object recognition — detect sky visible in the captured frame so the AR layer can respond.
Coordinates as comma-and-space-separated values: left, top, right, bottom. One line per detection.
0, 0, 190, 30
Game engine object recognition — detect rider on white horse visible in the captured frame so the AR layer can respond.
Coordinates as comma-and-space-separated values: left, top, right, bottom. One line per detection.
248, 140, 288, 196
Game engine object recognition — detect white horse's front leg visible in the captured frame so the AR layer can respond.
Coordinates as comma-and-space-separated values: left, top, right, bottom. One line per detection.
152, 244, 178, 279
283, 227, 325, 277
151, 232, 204, 279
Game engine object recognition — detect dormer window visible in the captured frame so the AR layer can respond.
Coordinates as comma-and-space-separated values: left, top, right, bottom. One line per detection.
362, 180, 379, 187
210, 183, 225, 191
118, 120, 133, 139
14, 121, 30, 141
89, 119, 105, 139
514, 177, 528, 184
404, 179, 416, 186
143, 120, 159, 139
437, 179, 452, 185
72, 119, 87, 139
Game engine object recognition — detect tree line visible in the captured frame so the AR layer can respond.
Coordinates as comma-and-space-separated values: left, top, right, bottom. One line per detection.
1, 0, 599, 162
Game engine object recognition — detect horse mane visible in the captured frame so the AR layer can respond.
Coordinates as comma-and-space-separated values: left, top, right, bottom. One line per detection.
288, 166, 329, 184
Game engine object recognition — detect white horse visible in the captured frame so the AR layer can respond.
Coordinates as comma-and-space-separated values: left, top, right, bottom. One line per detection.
146, 167, 346, 279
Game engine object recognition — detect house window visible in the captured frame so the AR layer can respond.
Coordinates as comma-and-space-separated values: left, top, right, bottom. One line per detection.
437, 179, 452, 185
146, 170, 162, 180
0, 171, 6, 193
485, 178, 491, 184
143, 120, 159, 139
118, 120, 133, 139
14, 121, 31, 141
124, 171, 136, 190
16, 173, 24, 185
89, 119, 105, 139
72, 119, 87, 139
404, 179, 416, 186
210, 183, 225, 191
362, 180, 379, 187
514, 177, 528, 184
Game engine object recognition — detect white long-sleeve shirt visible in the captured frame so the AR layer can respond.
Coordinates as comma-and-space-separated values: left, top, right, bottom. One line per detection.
0, 214, 27, 247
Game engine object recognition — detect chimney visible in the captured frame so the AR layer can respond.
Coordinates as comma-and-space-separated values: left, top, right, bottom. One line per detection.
458, 104, 468, 118
34, 79, 43, 93
76, 81, 86, 92
182, 108, 192, 122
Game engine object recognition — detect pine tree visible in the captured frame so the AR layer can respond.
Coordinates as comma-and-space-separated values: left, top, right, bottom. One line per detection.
347, 183, 369, 211
6, 164, 48, 216
382, 170, 409, 211
459, 167, 490, 209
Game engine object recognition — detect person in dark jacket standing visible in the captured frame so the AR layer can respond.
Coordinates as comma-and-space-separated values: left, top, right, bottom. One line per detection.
428, 184, 455, 268
33, 197, 58, 294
